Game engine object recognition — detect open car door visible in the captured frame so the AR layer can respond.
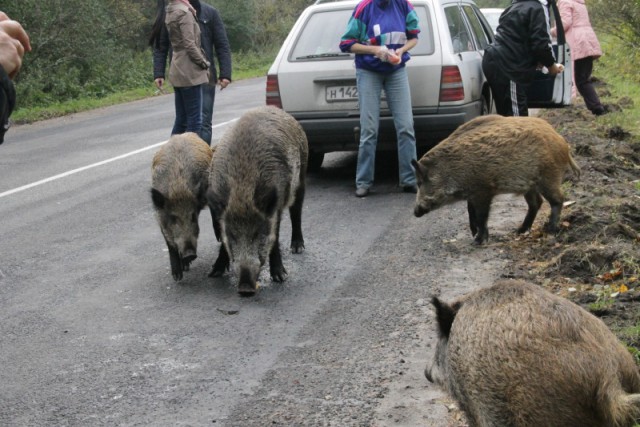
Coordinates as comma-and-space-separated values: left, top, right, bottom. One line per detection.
526, 0, 572, 108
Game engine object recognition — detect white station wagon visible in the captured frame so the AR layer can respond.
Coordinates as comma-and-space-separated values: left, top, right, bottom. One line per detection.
266, 0, 570, 170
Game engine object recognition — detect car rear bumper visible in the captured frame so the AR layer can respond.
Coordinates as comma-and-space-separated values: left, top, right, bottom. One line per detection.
292, 102, 481, 153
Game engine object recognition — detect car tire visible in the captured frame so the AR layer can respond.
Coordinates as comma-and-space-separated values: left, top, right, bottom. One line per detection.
308, 151, 324, 173
481, 93, 491, 115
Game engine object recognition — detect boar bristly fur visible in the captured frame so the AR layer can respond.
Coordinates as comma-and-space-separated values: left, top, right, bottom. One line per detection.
412, 115, 580, 245
206, 106, 308, 296
426, 279, 640, 427
151, 132, 213, 281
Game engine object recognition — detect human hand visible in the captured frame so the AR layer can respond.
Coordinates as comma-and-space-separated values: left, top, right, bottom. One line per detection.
218, 78, 230, 90
548, 63, 564, 75
154, 77, 164, 89
0, 12, 31, 79
374, 46, 390, 62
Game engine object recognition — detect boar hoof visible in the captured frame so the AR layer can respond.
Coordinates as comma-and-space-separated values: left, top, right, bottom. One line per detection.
291, 240, 305, 254
544, 223, 559, 234
270, 266, 288, 283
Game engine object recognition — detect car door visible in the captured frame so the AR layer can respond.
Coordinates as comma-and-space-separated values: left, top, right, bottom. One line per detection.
526, 0, 572, 108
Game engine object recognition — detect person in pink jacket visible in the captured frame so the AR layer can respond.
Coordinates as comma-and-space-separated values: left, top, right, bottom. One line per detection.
552, 0, 607, 115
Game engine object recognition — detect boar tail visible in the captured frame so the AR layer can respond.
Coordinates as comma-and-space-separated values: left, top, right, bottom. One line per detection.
568, 154, 581, 179
601, 391, 640, 427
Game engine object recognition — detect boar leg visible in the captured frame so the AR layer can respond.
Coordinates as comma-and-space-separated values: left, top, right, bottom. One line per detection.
469, 196, 492, 245
269, 212, 288, 282
167, 243, 183, 281
519, 190, 543, 233
289, 185, 306, 254
467, 201, 478, 237
541, 187, 564, 234
209, 244, 230, 278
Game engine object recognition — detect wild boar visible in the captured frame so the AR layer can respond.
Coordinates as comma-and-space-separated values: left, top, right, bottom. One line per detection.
151, 132, 213, 281
206, 106, 308, 296
426, 279, 640, 427
412, 115, 580, 245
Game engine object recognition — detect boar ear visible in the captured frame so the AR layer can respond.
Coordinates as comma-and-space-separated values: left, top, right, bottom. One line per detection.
255, 185, 278, 217
151, 188, 165, 209
432, 297, 459, 338
412, 159, 427, 185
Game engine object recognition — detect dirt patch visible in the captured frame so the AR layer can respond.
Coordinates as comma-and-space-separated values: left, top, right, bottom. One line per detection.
495, 82, 640, 358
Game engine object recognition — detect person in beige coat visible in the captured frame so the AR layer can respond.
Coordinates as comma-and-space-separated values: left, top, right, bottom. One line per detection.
552, 0, 607, 115
150, 0, 210, 137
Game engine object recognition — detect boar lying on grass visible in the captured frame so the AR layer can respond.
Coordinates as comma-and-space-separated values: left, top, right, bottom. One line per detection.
151, 132, 213, 281
207, 106, 308, 296
426, 279, 640, 427
412, 115, 580, 245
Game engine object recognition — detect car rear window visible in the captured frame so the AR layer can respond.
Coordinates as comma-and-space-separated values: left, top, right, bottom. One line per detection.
289, 5, 435, 61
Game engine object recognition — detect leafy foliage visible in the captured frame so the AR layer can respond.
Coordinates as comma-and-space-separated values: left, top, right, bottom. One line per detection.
4, 0, 637, 113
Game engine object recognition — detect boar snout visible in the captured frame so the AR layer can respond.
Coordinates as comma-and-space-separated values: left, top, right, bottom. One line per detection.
238, 266, 259, 297
182, 250, 197, 270
414, 205, 428, 217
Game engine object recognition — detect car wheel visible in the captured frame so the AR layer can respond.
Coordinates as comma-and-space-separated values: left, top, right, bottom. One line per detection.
308, 151, 324, 173
481, 94, 491, 115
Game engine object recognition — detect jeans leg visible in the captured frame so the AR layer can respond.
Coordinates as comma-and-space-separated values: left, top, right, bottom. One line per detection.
384, 67, 417, 187
171, 88, 187, 135
356, 68, 383, 189
201, 83, 216, 145
183, 84, 203, 136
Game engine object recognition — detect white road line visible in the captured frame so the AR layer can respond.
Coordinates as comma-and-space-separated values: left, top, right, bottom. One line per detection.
0, 119, 237, 199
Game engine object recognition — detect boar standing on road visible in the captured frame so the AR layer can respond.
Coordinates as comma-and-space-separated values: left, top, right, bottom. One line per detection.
207, 106, 308, 296
426, 279, 640, 427
151, 132, 213, 281
412, 115, 580, 245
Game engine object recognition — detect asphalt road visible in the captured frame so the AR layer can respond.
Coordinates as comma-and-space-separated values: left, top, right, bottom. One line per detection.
0, 77, 516, 426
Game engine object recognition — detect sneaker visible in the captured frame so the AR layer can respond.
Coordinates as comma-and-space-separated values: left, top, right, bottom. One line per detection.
355, 187, 369, 198
402, 185, 418, 194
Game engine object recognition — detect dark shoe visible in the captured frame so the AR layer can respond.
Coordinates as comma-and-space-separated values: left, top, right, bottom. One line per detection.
355, 187, 369, 197
402, 185, 418, 194
593, 105, 610, 116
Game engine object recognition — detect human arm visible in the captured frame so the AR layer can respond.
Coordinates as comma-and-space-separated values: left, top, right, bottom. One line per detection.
529, 3, 557, 69
209, 8, 232, 87
152, 24, 170, 90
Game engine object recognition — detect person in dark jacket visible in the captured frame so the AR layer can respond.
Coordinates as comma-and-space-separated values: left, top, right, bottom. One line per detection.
482, 0, 564, 116
151, 0, 232, 145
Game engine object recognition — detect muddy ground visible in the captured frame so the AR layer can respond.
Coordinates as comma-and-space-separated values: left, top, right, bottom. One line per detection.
512, 83, 640, 351
436, 80, 640, 426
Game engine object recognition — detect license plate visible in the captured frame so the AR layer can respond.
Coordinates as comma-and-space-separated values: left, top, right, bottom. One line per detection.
326, 85, 358, 102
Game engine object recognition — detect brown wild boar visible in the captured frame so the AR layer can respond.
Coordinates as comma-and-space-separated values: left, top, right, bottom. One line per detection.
426, 279, 640, 427
412, 115, 580, 245
151, 132, 213, 281
206, 106, 308, 296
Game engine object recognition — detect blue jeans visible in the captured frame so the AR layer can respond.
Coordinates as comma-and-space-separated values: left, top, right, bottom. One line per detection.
172, 84, 203, 138
355, 67, 417, 189
200, 82, 216, 145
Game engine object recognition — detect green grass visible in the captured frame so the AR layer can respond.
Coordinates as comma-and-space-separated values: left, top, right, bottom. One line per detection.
594, 34, 640, 137
12, 49, 278, 124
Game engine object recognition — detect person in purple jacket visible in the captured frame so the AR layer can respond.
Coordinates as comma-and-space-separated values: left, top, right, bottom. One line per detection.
340, 0, 420, 198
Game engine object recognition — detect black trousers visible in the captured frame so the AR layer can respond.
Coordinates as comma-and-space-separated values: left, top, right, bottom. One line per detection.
482, 51, 529, 117
574, 56, 604, 114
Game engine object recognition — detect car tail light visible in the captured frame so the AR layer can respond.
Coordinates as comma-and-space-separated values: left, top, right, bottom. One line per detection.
439, 66, 465, 102
266, 74, 283, 108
